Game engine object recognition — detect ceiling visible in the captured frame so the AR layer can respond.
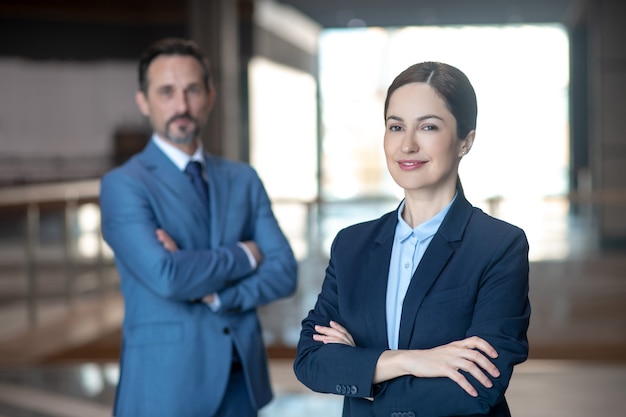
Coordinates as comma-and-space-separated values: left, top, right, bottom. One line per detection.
0, 0, 582, 60
0, 0, 581, 27
275, 0, 580, 28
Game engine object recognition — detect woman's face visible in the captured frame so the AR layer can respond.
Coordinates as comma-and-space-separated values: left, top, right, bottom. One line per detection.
384, 82, 473, 198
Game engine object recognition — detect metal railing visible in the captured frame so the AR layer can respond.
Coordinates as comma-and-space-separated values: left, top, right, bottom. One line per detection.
1, 178, 624, 335
0, 179, 113, 328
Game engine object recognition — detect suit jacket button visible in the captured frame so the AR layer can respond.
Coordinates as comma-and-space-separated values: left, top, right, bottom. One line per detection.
223, 327, 230, 334
335, 384, 342, 393
350, 385, 357, 395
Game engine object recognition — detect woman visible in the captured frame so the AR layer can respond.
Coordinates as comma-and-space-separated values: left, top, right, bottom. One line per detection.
294, 62, 530, 417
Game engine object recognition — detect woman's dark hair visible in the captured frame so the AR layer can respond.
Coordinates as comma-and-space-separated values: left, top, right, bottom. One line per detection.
138, 37, 212, 94
384, 62, 477, 140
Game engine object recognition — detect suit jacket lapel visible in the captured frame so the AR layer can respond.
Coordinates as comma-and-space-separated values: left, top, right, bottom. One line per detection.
364, 212, 397, 349
137, 141, 211, 228
204, 154, 229, 246
397, 193, 473, 348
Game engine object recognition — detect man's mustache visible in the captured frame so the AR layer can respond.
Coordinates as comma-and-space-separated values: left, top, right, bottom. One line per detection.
167, 113, 197, 125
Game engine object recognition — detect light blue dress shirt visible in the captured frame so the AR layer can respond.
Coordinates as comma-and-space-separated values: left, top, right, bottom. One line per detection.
152, 133, 205, 171
386, 194, 456, 349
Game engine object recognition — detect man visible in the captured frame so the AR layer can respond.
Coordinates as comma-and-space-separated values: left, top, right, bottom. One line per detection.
100, 37, 298, 417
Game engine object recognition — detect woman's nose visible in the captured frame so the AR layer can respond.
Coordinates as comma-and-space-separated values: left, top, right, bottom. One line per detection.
401, 132, 419, 153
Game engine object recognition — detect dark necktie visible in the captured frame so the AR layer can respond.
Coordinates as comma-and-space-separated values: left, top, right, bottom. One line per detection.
184, 161, 209, 204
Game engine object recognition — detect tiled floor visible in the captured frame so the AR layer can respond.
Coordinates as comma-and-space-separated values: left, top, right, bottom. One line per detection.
0, 359, 625, 417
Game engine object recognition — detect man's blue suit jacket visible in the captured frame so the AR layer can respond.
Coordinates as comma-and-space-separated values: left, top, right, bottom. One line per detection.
294, 192, 530, 417
100, 140, 297, 417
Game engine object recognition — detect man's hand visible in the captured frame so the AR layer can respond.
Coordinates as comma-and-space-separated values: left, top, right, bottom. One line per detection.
241, 240, 263, 265
155, 229, 217, 304
202, 293, 216, 304
156, 229, 178, 252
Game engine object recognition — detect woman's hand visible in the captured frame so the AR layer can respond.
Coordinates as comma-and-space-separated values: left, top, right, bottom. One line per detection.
313, 321, 356, 347
375, 336, 500, 397
156, 228, 178, 252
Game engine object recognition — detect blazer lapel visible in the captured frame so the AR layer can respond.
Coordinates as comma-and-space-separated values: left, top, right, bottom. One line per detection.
203, 154, 229, 246
364, 212, 397, 349
397, 193, 473, 348
137, 141, 211, 227
397, 234, 454, 348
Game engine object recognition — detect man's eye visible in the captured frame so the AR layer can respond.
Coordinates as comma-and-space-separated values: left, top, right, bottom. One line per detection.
187, 86, 203, 94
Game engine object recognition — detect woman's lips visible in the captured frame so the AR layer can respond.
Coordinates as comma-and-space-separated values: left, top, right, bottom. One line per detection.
397, 160, 426, 170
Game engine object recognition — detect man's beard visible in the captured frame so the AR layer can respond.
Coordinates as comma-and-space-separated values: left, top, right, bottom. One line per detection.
164, 114, 201, 145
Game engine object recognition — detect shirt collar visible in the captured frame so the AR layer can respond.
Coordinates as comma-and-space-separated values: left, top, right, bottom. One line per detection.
151, 133, 205, 171
395, 193, 457, 243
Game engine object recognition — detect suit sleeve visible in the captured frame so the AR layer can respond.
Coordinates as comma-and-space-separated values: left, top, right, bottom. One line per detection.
372, 228, 530, 416
216, 173, 298, 312
293, 232, 387, 398
100, 170, 255, 301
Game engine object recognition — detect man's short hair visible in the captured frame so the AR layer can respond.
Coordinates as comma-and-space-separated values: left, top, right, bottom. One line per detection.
138, 37, 212, 94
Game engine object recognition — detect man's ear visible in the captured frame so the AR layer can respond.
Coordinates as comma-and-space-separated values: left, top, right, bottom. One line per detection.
206, 84, 217, 114
135, 90, 150, 116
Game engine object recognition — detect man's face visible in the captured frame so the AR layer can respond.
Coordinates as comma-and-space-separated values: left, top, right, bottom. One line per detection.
136, 55, 214, 152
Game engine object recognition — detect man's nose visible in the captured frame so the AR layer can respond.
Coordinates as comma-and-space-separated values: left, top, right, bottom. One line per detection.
174, 91, 190, 113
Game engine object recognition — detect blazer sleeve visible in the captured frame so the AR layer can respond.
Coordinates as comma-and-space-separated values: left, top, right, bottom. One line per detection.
372, 227, 530, 416
100, 169, 255, 301
214, 172, 298, 313
294, 232, 387, 398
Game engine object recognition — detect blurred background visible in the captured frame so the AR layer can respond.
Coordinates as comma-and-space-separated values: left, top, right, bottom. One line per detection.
0, 0, 625, 416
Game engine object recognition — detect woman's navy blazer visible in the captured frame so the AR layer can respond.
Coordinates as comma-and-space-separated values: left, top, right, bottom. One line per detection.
295, 191, 530, 417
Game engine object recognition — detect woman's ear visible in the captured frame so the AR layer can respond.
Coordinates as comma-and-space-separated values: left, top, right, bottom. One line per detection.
459, 130, 475, 157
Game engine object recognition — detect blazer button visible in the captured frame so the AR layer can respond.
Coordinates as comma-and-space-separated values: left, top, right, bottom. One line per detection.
350, 385, 357, 395
335, 384, 342, 394
223, 327, 230, 334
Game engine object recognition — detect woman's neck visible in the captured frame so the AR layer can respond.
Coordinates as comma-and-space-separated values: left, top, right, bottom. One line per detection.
402, 187, 456, 228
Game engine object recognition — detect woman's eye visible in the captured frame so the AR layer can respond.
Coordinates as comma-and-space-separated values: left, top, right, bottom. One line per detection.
422, 124, 437, 131
389, 125, 403, 132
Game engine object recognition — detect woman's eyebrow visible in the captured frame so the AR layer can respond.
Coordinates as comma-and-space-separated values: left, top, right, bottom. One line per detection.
386, 114, 444, 123
386, 115, 403, 123
416, 114, 444, 122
